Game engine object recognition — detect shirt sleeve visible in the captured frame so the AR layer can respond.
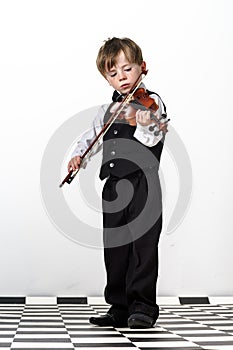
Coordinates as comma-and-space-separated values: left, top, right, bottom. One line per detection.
133, 93, 167, 147
71, 104, 108, 164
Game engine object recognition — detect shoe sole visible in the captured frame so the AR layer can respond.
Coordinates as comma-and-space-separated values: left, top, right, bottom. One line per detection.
89, 317, 128, 328
128, 319, 154, 329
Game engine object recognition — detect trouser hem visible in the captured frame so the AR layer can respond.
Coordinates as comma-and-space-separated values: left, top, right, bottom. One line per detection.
129, 302, 159, 320
108, 305, 129, 320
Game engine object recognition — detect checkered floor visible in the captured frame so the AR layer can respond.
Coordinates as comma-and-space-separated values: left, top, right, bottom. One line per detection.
1, 303, 233, 349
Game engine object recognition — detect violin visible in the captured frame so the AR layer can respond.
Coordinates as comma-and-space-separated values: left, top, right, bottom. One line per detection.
116, 87, 169, 136
59, 70, 169, 187
134, 87, 159, 110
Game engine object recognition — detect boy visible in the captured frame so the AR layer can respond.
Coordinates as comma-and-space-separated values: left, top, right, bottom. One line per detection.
68, 37, 168, 328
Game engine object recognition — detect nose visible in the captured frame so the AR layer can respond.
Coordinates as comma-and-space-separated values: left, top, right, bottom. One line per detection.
118, 70, 127, 81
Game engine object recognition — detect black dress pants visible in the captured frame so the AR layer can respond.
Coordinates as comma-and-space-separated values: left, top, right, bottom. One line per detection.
102, 169, 162, 321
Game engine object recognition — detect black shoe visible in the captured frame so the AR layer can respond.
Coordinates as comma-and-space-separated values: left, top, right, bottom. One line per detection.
128, 313, 155, 329
89, 313, 128, 327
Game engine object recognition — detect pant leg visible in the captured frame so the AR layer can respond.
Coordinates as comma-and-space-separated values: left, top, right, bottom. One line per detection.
125, 170, 162, 320
126, 215, 162, 319
102, 176, 130, 311
103, 244, 129, 310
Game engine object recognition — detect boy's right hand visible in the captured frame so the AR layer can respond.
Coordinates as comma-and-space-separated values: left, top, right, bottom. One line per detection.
67, 156, 82, 172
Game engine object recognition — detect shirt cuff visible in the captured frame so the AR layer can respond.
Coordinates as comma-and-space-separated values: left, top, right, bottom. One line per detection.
134, 123, 163, 147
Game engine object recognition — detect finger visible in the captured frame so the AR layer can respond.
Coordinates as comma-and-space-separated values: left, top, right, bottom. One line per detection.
135, 113, 142, 123
68, 161, 73, 172
135, 110, 142, 122
73, 157, 80, 170
159, 124, 168, 133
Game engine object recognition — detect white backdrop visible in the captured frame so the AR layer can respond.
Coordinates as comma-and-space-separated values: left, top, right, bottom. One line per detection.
0, 0, 233, 297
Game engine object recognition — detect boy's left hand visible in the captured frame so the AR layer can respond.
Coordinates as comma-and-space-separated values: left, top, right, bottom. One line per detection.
136, 109, 153, 126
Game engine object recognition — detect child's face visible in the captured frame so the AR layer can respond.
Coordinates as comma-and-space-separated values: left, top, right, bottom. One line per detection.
105, 50, 146, 95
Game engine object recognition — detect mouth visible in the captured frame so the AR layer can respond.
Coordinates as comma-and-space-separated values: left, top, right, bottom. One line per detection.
120, 83, 130, 89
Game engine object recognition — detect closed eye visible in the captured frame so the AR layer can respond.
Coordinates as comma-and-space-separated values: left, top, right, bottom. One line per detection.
109, 72, 117, 77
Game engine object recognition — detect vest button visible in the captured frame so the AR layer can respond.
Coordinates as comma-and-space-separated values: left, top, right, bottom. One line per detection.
113, 130, 118, 135
109, 162, 115, 168
111, 151, 116, 156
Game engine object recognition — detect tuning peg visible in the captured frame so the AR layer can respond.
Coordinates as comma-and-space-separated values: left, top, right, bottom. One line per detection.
149, 125, 156, 132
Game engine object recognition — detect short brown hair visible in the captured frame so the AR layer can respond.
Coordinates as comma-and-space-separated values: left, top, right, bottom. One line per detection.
96, 37, 143, 77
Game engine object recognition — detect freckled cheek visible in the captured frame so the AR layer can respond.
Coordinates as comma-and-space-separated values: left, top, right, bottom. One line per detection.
131, 72, 140, 81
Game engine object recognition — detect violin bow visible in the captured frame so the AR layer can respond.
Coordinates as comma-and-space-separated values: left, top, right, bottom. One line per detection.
59, 70, 148, 188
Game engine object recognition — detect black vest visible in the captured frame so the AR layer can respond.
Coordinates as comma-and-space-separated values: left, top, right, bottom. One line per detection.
99, 90, 166, 180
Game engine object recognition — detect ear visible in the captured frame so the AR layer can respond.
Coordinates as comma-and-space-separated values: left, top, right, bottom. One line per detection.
141, 61, 146, 72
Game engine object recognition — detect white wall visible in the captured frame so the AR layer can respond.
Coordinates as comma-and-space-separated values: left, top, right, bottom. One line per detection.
0, 0, 233, 297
